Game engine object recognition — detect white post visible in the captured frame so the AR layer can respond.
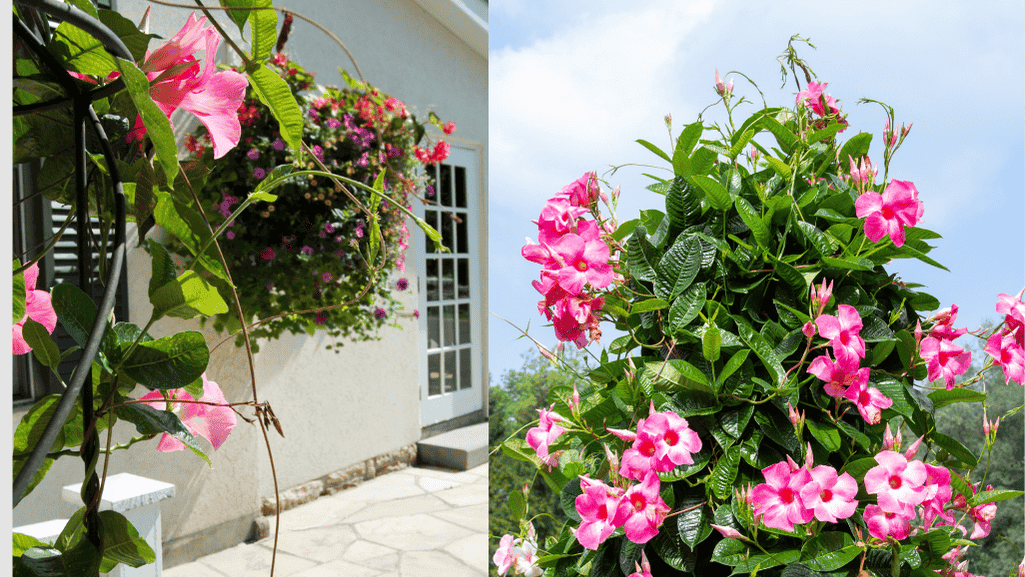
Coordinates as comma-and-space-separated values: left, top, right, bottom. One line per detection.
61, 473, 176, 577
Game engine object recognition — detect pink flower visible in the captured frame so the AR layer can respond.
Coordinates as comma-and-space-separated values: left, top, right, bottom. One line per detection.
799, 465, 858, 523
638, 401, 702, 471
140, 12, 248, 159
613, 471, 669, 544
864, 451, 928, 517
928, 305, 968, 341
985, 330, 1024, 385
844, 380, 892, 425
526, 404, 567, 468
573, 476, 625, 550
795, 81, 839, 117
628, 550, 653, 577
996, 289, 1025, 348
847, 155, 877, 186
551, 294, 603, 349
809, 278, 833, 316
260, 247, 276, 260
751, 461, 814, 532
920, 463, 954, 528
12, 262, 58, 355
864, 504, 910, 540
532, 197, 588, 245
815, 305, 866, 366
920, 336, 971, 390
968, 484, 997, 539
559, 172, 602, 208
854, 179, 925, 248
710, 524, 744, 539
546, 220, 614, 296
493, 534, 516, 575
442, 121, 457, 135
139, 373, 237, 451
807, 350, 869, 398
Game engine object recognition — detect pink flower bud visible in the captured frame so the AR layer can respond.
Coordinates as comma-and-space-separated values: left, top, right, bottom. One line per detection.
571, 383, 580, 411
715, 69, 734, 97
903, 435, 925, 460
914, 319, 923, 343
749, 144, 759, 162
983, 415, 991, 438
664, 113, 672, 129
901, 122, 912, 138
710, 524, 743, 539
802, 321, 816, 338
882, 423, 902, 451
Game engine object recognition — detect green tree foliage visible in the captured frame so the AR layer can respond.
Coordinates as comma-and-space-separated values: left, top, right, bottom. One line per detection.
489, 347, 591, 571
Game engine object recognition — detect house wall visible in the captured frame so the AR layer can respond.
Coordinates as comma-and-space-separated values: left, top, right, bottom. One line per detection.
13, 0, 486, 567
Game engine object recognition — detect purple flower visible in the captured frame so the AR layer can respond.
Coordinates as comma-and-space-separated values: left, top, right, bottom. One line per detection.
226, 231, 235, 240
374, 307, 387, 319
413, 309, 420, 319
313, 145, 324, 162
356, 152, 369, 167
396, 278, 409, 291
253, 167, 266, 179
315, 311, 328, 325
335, 235, 342, 242
272, 139, 285, 150
322, 272, 333, 283
327, 118, 342, 129
324, 222, 335, 234
308, 108, 319, 120
425, 184, 435, 198
301, 246, 313, 256
247, 148, 259, 160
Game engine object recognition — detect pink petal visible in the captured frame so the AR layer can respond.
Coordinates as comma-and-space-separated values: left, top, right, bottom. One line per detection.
177, 71, 248, 159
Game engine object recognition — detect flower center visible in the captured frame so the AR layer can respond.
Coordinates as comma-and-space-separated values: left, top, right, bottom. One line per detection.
780, 488, 795, 504
575, 260, 588, 272
820, 489, 833, 502
938, 351, 948, 365
881, 206, 894, 220
631, 493, 646, 512
839, 332, 850, 346
664, 431, 679, 446
598, 504, 609, 521
640, 441, 656, 457
889, 475, 902, 490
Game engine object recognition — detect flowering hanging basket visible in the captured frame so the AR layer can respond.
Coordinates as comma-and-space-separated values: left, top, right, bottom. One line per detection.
177, 55, 454, 349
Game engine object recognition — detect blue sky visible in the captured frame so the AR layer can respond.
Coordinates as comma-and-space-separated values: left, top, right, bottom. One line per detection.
487, 0, 1025, 383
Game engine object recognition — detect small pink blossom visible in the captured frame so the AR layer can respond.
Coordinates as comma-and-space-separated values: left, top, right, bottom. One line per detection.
920, 336, 971, 390
559, 172, 601, 208
751, 461, 814, 532
799, 465, 858, 523
807, 350, 869, 398
139, 373, 237, 451
573, 475, 624, 550
815, 305, 866, 367
12, 262, 58, 355
928, 304, 968, 341
714, 69, 734, 97
614, 470, 669, 544
546, 220, 614, 296
864, 450, 928, 517
493, 534, 516, 575
710, 524, 744, 539
796, 81, 839, 117
985, 330, 1024, 385
844, 380, 892, 425
847, 155, 877, 186
996, 289, 1025, 349
628, 551, 653, 577
854, 179, 925, 248
864, 504, 910, 540
526, 404, 567, 468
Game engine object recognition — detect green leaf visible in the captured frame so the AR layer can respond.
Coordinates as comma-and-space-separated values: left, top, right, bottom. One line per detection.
808, 121, 847, 144
631, 298, 669, 314
150, 270, 229, 321
734, 317, 785, 386
669, 282, 706, 335
50, 21, 117, 76
97, 10, 157, 62
822, 255, 874, 271
805, 419, 841, 452
23, 318, 60, 368
800, 532, 860, 572
702, 323, 721, 362
113, 402, 211, 465
14, 259, 26, 324
728, 128, 757, 159
655, 235, 702, 301
677, 485, 712, 548
796, 220, 835, 257
713, 538, 800, 573
51, 283, 100, 348
152, 192, 231, 284
509, 487, 526, 520
672, 122, 703, 176
931, 431, 977, 468
13, 395, 67, 456
146, 240, 178, 298
837, 133, 873, 168
113, 331, 210, 390
666, 176, 703, 228
692, 174, 731, 211
970, 489, 1024, 507
115, 58, 178, 182
220, 0, 258, 32
928, 388, 986, 409
636, 139, 671, 164
717, 349, 750, 390
643, 359, 713, 394
764, 156, 792, 179
247, 0, 277, 61
710, 448, 741, 501
247, 63, 305, 159
761, 115, 798, 151
754, 409, 800, 454
734, 197, 770, 249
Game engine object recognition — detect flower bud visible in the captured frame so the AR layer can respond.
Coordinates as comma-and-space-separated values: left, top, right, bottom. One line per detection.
802, 321, 816, 338
904, 435, 925, 460
664, 113, 672, 130
570, 383, 580, 412
749, 145, 759, 163
710, 524, 744, 539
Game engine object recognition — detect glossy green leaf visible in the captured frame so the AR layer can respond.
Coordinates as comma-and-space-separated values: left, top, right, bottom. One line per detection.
672, 122, 703, 176
636, 139, 671, 163
114, 402, 211, 465
692, 174, 731, 211
837, 133, 873, 168
150, 270, 229, 321
627, 225, 659, 283
669, 282, 706, 335
51, 283, 99, 348
631, 298, 669, 314
702, 323, 721, 362
764, 156, 792, 179
734, 197, 770, 249
927, 388, 986, 409
655, 235, 702, 301
717, 349, 750, 390
800, 532, 860, 572
760, 114, 798, 151
146, 240, 178, 298
97, 9, 157, 62
643, 359, 712, 394
805, 419, 841, 452
247, 0, 277, 61
822, 255, 874, 271
50, 21, 117, 76
114, 331, 209, 390
666, 176, 702, 228
23, 318, 60, 368
734, 317, 785, 386
247, 63, 305, 158
710, 448, 741, 501
728, 127, 757, 159
676, 485, 712, 548
115, 58, 179, 182
931, 431, 977, 468
508, 486, 526, 520
970, 489, 1025, 507
618, 538, 644, 577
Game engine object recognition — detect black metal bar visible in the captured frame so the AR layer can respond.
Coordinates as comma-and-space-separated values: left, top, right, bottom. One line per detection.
11, 4, 128, 517
16, 0, 132, 60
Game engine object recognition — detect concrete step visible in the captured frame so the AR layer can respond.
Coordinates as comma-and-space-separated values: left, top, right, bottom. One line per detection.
416, 422, 488, 471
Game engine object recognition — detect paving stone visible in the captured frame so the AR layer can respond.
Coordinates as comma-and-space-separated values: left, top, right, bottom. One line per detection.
256, 524, 358, 563
354, 513, 471, 551
162, 561, 230, 577
444, 532, 488, 570
339, 493, 449, 524
288, 557, 383, 577
342, 540, 399, 570
264, 495, 367, 532
398, 550, 485, 577
193, 542, 317, 577
433, 503, 488, 532
433, 483, 489, 507
331, 472, 425, 502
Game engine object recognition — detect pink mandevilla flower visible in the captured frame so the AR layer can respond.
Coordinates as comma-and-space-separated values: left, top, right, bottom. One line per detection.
573, 475, 625, 550
920, 336, 971, 390
640, 401, 702, 471
526, 404, 567, 469
613, 470, 670, 544
798, 465, 859, 523
996, 289, 1025, 349
545, 220, 614, 297
807, 350, 869, 398
13, 262, 58, 355
863, 450, 928, 518
864, 504, 911, 541
140, 12, 248, 159
844, 380, 892, 425
493, 534, 516, 576
559, 172, 601, 208
139, 373, 237, 451
751, 461, 814, 532
928, 305, 967, 341
984, 330, 1025, 385
628, 550, 653, 577
795, 80, 839, 117
854, 179, 924, 248
815, 304, 866, 367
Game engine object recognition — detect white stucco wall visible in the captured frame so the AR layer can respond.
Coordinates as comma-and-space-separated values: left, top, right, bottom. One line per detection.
13, 0, 485, 566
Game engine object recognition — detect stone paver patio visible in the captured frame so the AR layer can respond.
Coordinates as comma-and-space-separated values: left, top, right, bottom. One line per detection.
164, 464, 487, 577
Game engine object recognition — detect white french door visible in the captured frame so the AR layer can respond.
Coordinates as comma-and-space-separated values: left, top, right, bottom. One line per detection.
417, 145, 483, 426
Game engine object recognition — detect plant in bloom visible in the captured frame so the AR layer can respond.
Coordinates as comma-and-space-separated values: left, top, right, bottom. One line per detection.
139, 374, 237, 452
526, 404, 567, 470
854, 179, 925, 248
12, 262, 57, 355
